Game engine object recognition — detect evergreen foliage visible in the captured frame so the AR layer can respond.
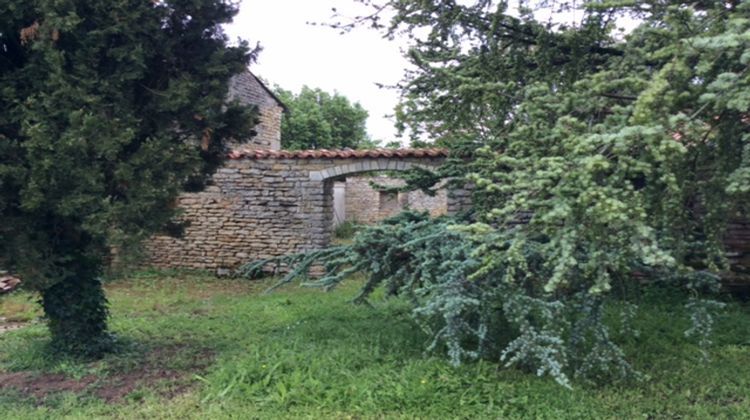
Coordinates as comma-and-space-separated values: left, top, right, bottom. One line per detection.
240, 210, 728, 386
274, 86, 375, 150
368, 0, 748, 379
0, 0, 257, 356
244, 0, 750, 385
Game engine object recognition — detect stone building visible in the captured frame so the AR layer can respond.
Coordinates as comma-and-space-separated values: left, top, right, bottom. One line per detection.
146, 69, 748, 287
146, 148, 465, 270
147, 69, 457, 271
224, 70, 450, 227
227, 70, 286, 150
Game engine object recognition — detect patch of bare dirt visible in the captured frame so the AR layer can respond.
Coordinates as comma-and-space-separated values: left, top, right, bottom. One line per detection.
0, 317, 29, 335
0, 372, 96, 400
0, 345, 214, 403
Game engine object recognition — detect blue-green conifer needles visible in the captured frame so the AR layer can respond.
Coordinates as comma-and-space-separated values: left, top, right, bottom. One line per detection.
243, 0, 749, 385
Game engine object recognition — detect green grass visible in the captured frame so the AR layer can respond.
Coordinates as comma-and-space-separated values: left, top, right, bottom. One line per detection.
1, 271, 749, 419
332, 221, 365, 245
0, 294, 38, 324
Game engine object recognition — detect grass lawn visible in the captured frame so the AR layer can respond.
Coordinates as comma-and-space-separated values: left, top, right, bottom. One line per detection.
1, 271, 749, 419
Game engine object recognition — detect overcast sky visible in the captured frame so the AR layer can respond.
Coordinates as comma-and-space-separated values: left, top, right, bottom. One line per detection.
224, 2, 638, 146
224, 1, 410, 144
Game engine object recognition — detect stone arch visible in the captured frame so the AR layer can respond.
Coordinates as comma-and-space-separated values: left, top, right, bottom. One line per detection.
308, 158, 447, 250
146, 152, 469, 272
308, 159, 439, 182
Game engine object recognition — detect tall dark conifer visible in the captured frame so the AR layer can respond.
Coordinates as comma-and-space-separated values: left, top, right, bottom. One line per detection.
0, 0, 257, 355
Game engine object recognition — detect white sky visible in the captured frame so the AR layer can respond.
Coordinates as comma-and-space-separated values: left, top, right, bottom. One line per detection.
224, 1, 638, 146
224, 1, 410, 144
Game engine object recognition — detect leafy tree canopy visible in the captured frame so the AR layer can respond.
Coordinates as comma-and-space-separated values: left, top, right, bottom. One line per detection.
0, 0, 257, 355
274, 85, 376, 150
253, 0, 750, 385
359, 0, 750, 284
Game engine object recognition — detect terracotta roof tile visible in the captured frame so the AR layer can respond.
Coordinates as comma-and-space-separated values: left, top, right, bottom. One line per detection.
228, 148, 449, 160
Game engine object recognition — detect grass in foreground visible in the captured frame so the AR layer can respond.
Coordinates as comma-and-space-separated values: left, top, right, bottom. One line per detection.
0, 271, 749, 419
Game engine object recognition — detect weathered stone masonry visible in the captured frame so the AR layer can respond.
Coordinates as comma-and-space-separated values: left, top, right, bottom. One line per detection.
344, 175, 449, 224
145, 149, 748, 287
227, 71, 285, 150
147, 150, 469, 270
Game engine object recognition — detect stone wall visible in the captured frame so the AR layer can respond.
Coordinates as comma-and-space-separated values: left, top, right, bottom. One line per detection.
725, 218, 750, 286
446, 184, 474, 215
148, 158, 330, 270
344, 175, 448, 224
144, 152, 748, 287
344, 176, 390, 224
227, 71, 284, 150
147, 156, 450, 271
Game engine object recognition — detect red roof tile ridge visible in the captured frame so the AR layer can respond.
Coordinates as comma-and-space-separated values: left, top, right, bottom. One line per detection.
228, 147, 449, 160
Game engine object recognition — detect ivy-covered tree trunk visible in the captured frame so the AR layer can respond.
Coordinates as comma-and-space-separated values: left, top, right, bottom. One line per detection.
36, 228, 111, 355
41, 263, 109, 356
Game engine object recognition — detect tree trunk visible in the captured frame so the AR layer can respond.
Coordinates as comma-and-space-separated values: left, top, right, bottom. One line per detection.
41, 259, 111, 357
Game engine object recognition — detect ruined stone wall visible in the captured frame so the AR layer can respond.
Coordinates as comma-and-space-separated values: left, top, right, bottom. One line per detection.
227, 72, 283, 150
725, 219, 750, 286
446, 184, 474, 215
344, 175, 448, 224
148, 158, 332, 270
144, 153, 748, 286
344, 176, 383, 224
409, 184, 449, 217
147, 157, 448, 271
